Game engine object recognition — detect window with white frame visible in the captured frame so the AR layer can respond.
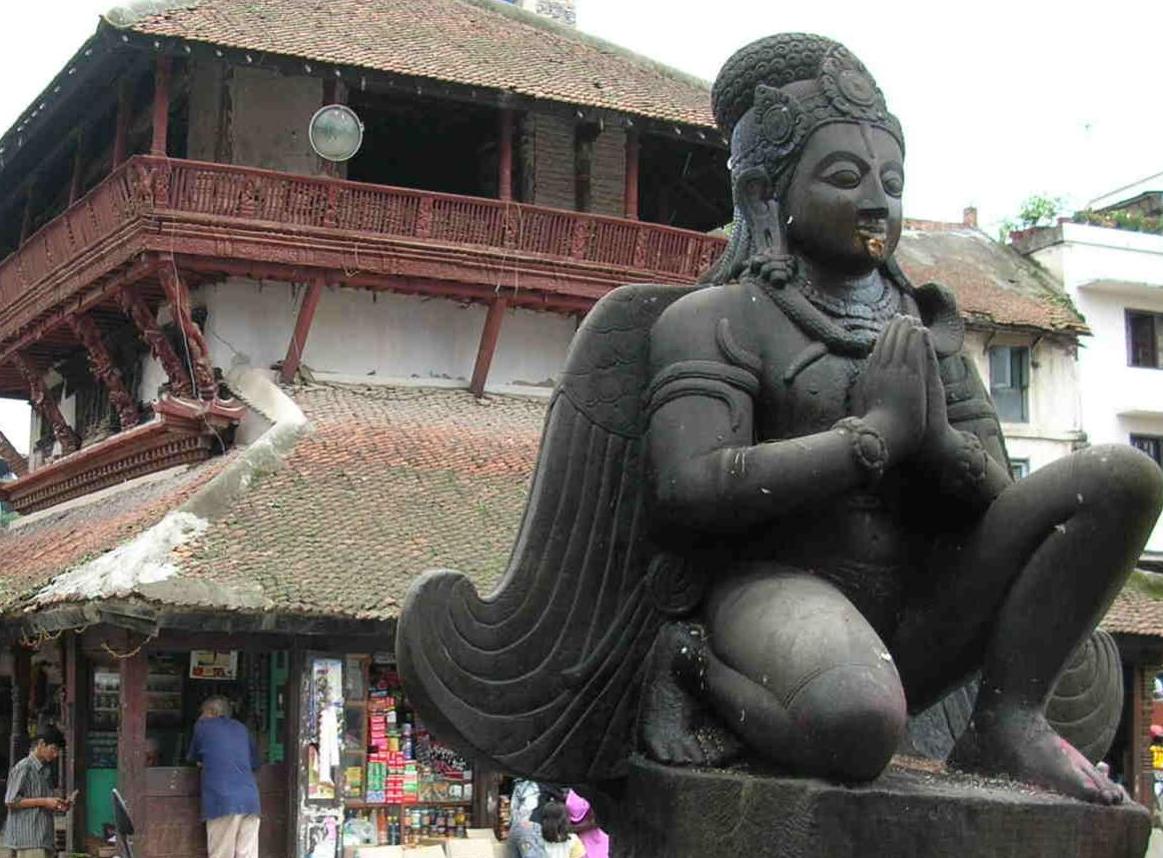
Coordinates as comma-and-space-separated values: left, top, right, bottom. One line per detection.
1127, 310, 1163, 369
1009, 459, 1030, 480
988, 346, 1030, 423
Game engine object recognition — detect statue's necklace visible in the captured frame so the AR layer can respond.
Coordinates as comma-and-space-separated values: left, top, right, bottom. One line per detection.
749, 267, 899, 359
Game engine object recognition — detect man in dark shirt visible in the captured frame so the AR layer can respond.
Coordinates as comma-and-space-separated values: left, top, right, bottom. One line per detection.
187, 696, 261, 858
2, 727, 69, 858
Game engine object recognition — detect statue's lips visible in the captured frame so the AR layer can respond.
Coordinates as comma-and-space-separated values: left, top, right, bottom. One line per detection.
856, 219, 888, 260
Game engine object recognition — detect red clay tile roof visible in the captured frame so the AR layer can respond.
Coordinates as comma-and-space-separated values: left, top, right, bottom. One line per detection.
0, 454, 236, 614
170, 383, 545, 620
107, 0, 716, 129
896, 224, 1086, 334
1102, 573, 1163, 638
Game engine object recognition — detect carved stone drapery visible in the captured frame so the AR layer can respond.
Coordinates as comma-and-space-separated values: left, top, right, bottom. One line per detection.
10, 353, 80, 455
118, 286, 194, 399
67, 313, 140, 430
156, 263, 217, 400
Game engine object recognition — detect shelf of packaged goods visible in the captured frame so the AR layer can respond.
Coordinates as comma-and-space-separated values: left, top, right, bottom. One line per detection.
344, 795, 472, 799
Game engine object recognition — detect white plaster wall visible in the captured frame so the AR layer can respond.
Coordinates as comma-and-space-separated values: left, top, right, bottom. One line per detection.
1031, 223, 1163, 549
187, 279, 573, 391
962, 328, 1083, 474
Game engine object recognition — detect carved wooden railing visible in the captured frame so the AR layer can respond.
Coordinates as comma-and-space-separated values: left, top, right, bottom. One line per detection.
0, 159, 142, 339
154, 156, 725, 276
0, 156, 726, 346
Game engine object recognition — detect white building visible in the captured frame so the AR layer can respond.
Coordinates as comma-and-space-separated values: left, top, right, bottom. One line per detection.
1013, 181, 1163, 551
897, 214, 1088, 477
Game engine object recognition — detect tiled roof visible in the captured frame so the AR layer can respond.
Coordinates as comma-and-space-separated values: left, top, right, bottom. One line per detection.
0, 455, 236, 614
895, 224, 1086, 334
0, 384, 545, 624
171, 384, 546, 620
107, 0, 716, 129
1102, 572, 1163, 638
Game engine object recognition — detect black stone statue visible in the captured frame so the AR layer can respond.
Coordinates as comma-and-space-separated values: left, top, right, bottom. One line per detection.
398, 34, 1163, 814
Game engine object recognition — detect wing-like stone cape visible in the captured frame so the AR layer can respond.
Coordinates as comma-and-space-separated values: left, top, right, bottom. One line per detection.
397, 283, 697, 784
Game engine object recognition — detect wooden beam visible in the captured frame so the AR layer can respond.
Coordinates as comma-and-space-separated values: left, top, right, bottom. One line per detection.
0, 429, 28, 477
280, 278, 325, 384
150, 55, 172, 157
18, 179, 36, 246
67, 313, 140, 429
498, 108, 514, 203
156, 259, 218, 399
113, 77, 133, 168
469, 297, 507, 397
624, 130, 640, 220
118, 645, 148, 853
9, 645, 31, 765
11, 352, 80, 455
63, 633, 80, 854
67, 129, 86, 206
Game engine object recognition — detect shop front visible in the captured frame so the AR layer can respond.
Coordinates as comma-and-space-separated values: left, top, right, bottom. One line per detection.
4, 617, 497, 858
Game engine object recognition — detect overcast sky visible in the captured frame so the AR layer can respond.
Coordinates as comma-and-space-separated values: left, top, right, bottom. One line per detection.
0, 0, 1160, 452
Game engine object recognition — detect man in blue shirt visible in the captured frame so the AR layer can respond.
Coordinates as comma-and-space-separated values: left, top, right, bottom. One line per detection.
187, 696, 261, 858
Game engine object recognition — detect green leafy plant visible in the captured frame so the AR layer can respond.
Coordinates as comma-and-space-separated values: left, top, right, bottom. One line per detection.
1071, 208, 1163, 236
998, 193, 1065, 241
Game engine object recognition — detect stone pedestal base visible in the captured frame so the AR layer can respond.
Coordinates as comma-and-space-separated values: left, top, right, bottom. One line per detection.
609, 757, 1149, 858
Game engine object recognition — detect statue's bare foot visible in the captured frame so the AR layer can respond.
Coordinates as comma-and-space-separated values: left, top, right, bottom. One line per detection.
949, 705, 1123, 805
639, 622, 741, 767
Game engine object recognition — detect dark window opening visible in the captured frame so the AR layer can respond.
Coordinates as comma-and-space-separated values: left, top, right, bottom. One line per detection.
988, 346, 1030, 423
1131, 434, 1163, 467
1127, 310, 1163, 369
638, 134, 731, 233
345, 90, 500, 199
1010, 459, 1030, 480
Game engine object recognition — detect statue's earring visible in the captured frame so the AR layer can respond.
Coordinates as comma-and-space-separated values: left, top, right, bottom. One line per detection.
734, 167, 784, 256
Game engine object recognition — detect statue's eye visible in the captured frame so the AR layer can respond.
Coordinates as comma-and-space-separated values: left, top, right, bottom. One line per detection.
881, 169, 904, 198
821, 166, 862, 189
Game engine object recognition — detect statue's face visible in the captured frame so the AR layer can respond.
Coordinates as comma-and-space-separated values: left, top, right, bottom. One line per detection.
783, 122, 904, 275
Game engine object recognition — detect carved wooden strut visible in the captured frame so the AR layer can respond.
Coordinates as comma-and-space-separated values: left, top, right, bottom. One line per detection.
157, 262, 218, 400
67, 313, 140, 429
118, 286, 194, 399
10, 353, 80, 455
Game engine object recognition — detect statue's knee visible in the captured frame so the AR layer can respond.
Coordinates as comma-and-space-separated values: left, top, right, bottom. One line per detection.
787, 663, 906, 781
1075, 445, 1163, 518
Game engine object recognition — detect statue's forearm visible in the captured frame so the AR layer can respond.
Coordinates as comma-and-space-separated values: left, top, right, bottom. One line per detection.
653, 426, 873, 530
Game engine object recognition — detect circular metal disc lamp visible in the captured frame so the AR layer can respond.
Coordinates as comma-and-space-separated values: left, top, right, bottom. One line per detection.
309, 104, 364, 162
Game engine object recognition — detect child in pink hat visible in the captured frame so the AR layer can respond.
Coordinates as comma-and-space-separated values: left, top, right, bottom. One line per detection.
564, 789, 608, 858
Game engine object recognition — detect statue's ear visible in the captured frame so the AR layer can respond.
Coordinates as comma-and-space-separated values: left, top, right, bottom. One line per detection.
734, 166, 783, 254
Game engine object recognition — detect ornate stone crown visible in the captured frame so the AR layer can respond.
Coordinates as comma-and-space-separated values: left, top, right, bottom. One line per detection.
712, 34, 904, 189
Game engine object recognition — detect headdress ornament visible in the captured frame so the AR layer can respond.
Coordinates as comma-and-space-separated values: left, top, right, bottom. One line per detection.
712, 34, 904, 190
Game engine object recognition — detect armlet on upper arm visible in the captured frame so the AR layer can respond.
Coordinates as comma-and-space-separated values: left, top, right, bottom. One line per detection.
645, 360, 760, 431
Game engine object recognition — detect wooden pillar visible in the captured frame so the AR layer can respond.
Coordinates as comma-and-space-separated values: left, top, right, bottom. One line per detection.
469, 297, 507, 398
150, 55, 172, 157
113, 77, 133, 168
68, 313, 140, 429
498, 108, 514, 203
156, 261, 218, 400
9, 646, 31, 765
12, 353, 80, 455
118, 647, 148, 852
62, 633, 79, 854
280, 279, 325, 384
68, 129, 85, 206
624, 130, 640, 220
118, 285, 194, 399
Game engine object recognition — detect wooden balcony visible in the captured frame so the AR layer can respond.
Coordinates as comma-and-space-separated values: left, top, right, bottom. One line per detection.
0, 156, 726, 394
